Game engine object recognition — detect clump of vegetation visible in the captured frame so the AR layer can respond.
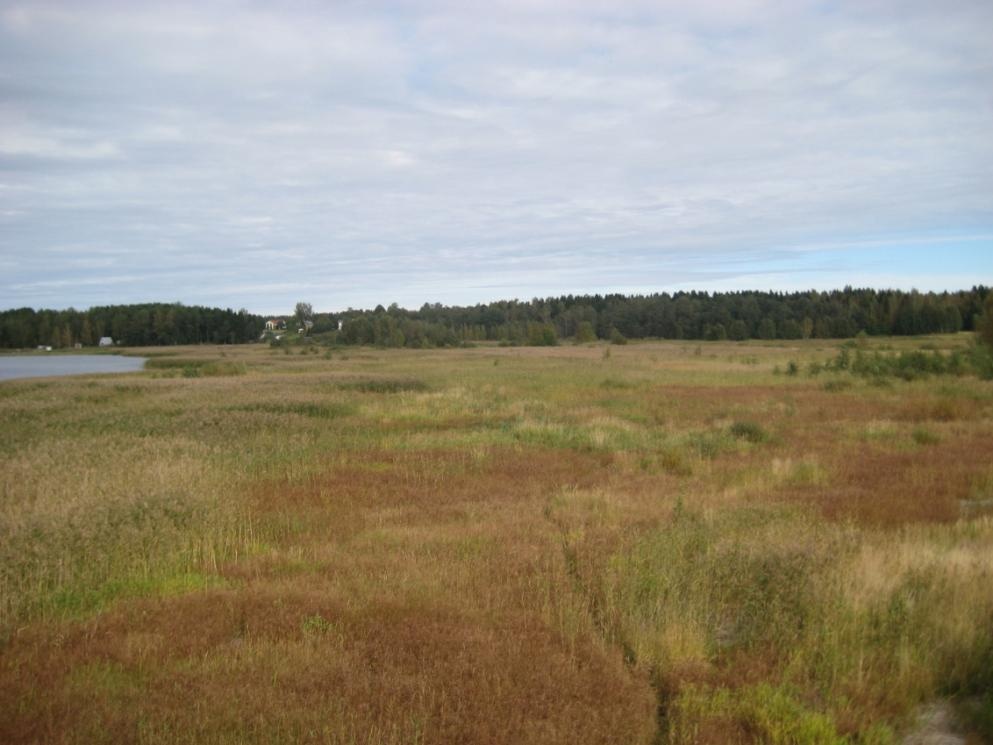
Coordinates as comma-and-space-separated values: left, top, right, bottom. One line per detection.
574, 321, 597, 344
146, 358, 246, 377
599, 378, 634, 390
300, 612, 335, 637
666, 682, 849, 745
729, 420, 769, 443
657, 447, 694, 476
684, 429, 736, 458
337, 378, 429, 393
813, 346, 993, 382
912, 426, 941, 446
231, 401, 355, 419
822, 379, 852, 392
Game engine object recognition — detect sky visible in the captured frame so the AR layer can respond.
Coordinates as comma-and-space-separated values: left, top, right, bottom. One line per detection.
1, 0, 991, 315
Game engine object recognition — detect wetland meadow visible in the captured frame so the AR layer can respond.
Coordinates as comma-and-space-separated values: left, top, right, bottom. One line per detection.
1, 336, 992, 744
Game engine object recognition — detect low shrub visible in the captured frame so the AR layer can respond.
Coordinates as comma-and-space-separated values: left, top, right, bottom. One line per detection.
911, 427, 941, 446
231, 402, 354, 419
337, 378, 429, 393
600, 378, 634, 390
822, 379, 852, 392
684, 429, 736, 458
610, 328, 628, 345
814, 347, 987, 382
667, 683, 849, 745
146, 358, 246, 377
730, 420, 769, 443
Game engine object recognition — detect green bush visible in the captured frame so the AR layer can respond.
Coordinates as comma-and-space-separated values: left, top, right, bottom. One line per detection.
231, 402, 355, 419
574, 321, 597, 344
667, 683, 849, 745
822, 379, 852, 392
826, 348, 984, 381
337, 378, 429, 393
730, 420, 769, 443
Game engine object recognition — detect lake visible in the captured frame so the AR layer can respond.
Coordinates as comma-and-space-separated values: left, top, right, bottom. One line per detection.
0, 355, 147, 382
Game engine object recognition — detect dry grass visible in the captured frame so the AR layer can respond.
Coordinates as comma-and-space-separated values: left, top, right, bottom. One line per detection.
1, 336, 991, 743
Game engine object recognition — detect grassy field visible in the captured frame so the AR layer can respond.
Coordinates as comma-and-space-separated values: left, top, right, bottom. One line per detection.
1, 336, 992, 744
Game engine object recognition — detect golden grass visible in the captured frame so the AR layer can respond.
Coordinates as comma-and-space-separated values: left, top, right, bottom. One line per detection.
1, 336, 991, 743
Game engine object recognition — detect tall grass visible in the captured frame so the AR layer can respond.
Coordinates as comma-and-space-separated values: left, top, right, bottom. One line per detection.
1, 337, 991, 743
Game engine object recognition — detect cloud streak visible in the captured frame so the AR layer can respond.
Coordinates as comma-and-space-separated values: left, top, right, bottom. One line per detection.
1, 0, 991, 313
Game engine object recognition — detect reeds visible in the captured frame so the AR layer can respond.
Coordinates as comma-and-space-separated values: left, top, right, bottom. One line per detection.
1, 337, 991, 743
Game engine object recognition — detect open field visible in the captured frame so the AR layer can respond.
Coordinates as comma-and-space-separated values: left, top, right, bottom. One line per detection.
2, 336, 992, 744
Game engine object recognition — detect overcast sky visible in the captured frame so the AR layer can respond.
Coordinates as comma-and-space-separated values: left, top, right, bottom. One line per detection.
1, 0, 991, 314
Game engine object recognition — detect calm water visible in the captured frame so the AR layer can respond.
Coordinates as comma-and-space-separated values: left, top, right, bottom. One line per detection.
0, 355, 147, 381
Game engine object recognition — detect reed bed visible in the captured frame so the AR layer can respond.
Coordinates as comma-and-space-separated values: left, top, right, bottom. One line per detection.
1, 337, 991, 744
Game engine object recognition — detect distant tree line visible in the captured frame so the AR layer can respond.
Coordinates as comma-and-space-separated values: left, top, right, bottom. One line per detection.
0, 303, 265, 348
2, 287, 989, 350
318, 287, 990, 348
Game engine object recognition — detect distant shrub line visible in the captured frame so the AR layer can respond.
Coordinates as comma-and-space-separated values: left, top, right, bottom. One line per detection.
783, 344, 993, 382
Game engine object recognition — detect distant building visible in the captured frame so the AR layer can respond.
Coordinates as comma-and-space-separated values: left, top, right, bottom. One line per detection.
265, 319, 285, 331
98, 337, 114, 347
337, 320, 344, 331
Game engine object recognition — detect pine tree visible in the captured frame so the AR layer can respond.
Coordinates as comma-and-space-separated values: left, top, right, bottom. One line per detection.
978, 294, 993, 349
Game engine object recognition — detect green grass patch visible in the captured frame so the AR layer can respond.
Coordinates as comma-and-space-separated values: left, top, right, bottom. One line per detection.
911, 427, 941, 446
729, 420, 770, 443
336, 378, 429, 393
667, 683, 852, 745
600, 378, 635, 389
822, 379, 853, 392
51, 571, 228, 618
146, 358, 247, 377
230, 401, 356, 419
682, 429, 738, 458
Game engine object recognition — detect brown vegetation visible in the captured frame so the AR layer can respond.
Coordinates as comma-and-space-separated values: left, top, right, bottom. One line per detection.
1, 336, 991, 743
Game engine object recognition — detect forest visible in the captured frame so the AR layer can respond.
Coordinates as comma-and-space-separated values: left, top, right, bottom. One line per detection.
325, 286, 989, 347
0, 287, 989, 349
0, 303, 266, 349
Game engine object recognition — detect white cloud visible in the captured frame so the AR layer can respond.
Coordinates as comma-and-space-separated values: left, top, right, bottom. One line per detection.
0, 128, 121, 160
0, 0, 991, 311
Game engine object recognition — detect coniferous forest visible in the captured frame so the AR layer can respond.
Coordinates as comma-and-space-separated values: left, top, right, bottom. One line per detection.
0, 304, 266, 349
0, 287, 989, 349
